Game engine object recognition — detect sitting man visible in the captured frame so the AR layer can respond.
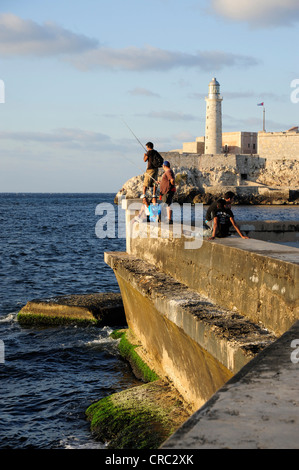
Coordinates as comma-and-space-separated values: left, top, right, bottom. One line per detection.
208, 199, 248, 240
205, 191, 236, 232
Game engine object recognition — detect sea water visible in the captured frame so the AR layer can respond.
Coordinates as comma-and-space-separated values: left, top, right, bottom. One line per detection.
0, 193, 298, 448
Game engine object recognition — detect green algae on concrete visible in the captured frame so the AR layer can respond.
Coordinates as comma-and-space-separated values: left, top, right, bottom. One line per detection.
111, 329, 159, 382
86, 380, 191, 449
85, 328, 191, 449
17, 312, 97, 327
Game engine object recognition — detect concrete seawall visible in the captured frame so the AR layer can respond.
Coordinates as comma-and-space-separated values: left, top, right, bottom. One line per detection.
162, 319, 299, 449
104, 200, 299, 447
105, 251, 276, 410
128, 225, 299, 337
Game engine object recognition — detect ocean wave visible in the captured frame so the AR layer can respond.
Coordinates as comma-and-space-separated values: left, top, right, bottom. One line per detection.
0, 312, 18, 323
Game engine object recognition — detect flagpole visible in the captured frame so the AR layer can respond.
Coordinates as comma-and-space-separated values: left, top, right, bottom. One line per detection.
257, 102, 265, 132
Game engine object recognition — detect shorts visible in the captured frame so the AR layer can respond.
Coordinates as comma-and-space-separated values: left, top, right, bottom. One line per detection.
161, 191, 174, 206
144, 169, 158, 188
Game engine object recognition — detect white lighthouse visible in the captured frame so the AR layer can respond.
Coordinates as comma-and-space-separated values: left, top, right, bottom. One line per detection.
205, 77, 223, 154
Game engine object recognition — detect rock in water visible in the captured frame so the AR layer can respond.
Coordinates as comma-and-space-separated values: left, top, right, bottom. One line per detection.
18, 292, 126, 326
86, 379, 192, 449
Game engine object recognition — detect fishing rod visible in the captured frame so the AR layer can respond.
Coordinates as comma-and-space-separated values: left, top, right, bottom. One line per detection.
121, 117, 147, 152
121, 117, 159, 185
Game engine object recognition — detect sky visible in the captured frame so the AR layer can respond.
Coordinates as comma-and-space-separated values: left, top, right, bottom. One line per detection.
0, 0, 298, 193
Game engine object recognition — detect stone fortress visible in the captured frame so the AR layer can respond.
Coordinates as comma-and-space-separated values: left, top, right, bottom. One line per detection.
116, 78, 299, 204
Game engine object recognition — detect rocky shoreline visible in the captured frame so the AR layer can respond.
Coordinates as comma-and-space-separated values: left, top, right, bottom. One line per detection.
114, 157, 299, 205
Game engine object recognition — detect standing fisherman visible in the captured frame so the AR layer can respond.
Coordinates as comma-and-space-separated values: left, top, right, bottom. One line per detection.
159, 161, 176, 224
142, 142, 163, 198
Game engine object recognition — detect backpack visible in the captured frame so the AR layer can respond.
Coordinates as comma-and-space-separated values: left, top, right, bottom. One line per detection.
152, 150, 164, 168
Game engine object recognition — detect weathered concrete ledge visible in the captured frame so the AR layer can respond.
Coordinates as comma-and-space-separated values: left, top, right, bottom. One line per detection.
121, 198, 299, 242
104, 251, 276, 410
162, 319, 299, 449
18, 292, 126, 326
128, 223, 299, 337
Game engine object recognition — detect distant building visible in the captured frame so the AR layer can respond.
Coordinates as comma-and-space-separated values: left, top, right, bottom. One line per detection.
222, 132, 257, 154
182, 131, 257, 155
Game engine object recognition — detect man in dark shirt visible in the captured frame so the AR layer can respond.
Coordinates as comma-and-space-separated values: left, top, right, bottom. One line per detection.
208, 199, 248, 239
142, 142, 159, 198
205, 191, 236, 230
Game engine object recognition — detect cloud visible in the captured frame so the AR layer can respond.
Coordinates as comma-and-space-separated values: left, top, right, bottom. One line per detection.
0, 128, 111, 152
172, 131, 197, 142
68, 45, 259, 71
189, 90, 288, 102
143, 110, 198, 121
0, 13, 259, 71
223, 114, 291, 131
128, 87, 160, 97
0, 13, 98, 56
188, 90, 254, 101
210, 0, 299, 27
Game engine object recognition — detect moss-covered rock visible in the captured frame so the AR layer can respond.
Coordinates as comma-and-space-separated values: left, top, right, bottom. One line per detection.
86, 380, 191, 449
86, 328, 191, 449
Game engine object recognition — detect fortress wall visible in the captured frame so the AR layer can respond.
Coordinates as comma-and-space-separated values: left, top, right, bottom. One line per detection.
161, 152, 265, 176
258, 132, 299, 160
